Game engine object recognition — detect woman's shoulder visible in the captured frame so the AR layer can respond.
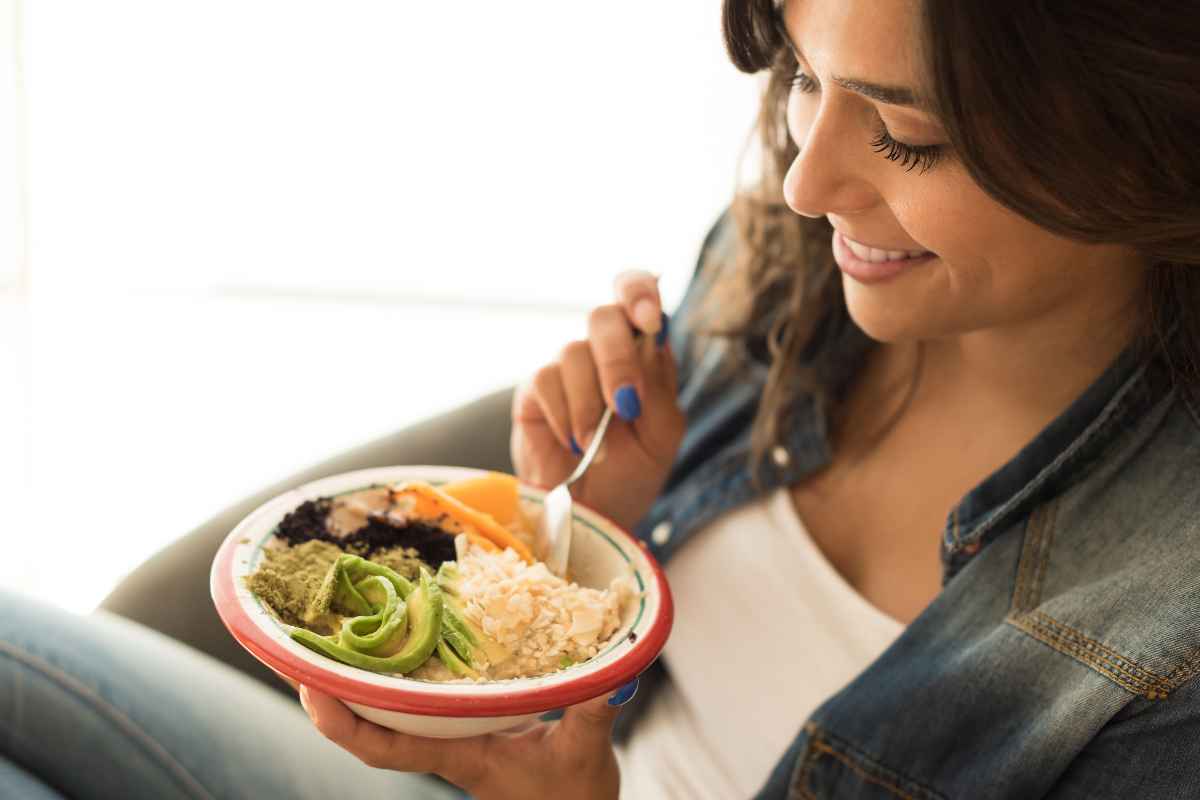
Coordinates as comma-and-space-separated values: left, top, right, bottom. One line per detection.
1008, 390, 1200, 704
1048, 641, 1200, 797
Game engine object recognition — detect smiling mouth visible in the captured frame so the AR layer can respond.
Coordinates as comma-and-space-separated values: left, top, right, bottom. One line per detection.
840, 234, 931, 263
832, 231, 936, 285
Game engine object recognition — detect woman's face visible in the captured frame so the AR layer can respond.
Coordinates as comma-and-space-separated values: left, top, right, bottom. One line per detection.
780, 0, 1145, 345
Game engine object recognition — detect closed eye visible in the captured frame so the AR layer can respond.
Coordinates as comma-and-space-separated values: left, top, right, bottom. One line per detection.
789, 68, 944, 174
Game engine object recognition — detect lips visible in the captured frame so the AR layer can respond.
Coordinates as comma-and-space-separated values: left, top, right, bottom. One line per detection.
840, 234, 930, 263
831, 230, 935, 285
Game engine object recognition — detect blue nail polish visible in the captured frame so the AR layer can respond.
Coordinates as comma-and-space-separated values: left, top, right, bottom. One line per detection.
614, 385, 641, 421
608, 678, 639, 707
569, 436, 582, 456
540, 708, 565, 722
655, 312, 670, 348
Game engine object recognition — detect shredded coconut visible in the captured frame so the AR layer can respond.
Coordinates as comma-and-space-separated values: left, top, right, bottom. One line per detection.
451, 534, 636, 679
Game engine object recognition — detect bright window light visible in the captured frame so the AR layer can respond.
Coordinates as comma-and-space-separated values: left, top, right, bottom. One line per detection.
3, 0, 760, 611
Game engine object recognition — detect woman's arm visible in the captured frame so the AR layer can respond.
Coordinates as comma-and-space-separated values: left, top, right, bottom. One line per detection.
1045, 676, 1200, 798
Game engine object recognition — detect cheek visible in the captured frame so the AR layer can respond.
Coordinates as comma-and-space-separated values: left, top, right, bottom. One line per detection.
889, 169, 1006, 269
888, 173, 1071, 305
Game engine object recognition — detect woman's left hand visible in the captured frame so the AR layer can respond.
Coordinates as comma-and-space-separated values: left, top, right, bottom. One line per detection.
299, 682, 632, 800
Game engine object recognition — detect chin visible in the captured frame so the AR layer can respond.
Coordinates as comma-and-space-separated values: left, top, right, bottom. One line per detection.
841, 275, 942, 344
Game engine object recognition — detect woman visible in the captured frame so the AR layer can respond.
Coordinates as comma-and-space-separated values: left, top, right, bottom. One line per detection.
4, 0, 1199, 797
296, 0, 1200, 796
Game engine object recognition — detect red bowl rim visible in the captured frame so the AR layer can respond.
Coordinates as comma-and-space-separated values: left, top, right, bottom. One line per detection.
210, 467, 674, 717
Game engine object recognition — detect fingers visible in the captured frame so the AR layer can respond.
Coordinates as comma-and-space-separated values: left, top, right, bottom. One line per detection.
300, 685, 484, 786
634, 340, 683, 459
588, 305, 648, 423
559, 341, 605, 447
521, 364, 572, 451
557, 679, 637, 754
521, 301, 661, 450
510, 381, 576, 486
516, 349, 608, 455
613, 269, 662, 336
512, 268, 680, 488
526, 304, 676, 456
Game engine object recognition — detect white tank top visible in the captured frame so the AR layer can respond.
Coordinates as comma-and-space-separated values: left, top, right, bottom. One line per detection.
616, 488, 905, 799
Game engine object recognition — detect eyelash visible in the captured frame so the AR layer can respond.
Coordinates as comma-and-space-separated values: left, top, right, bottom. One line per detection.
789, 71, 943, 175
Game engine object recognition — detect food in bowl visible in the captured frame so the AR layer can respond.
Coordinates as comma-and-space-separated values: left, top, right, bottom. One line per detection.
244, 472, 638, 683
213, 465, 673, 738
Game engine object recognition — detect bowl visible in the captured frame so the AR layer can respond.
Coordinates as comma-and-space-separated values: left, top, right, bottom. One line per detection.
210, 465, 673, 738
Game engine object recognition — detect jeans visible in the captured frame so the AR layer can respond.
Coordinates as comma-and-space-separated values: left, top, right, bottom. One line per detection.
0, 590, 462, 800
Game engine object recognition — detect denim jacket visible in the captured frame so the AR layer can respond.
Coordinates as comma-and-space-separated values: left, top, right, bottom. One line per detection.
621, 209, 1200, 799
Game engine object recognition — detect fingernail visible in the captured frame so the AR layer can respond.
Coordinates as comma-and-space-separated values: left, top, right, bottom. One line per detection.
633, 298, 660, 334
608, 678, 639, 707
614, 385, 641, 421
655, 312, 670, 348
299, 686, 312, 715
569, 436, 582, 456
539, 708, 565, 722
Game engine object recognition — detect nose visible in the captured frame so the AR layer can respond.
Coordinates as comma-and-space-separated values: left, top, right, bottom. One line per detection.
782, 104, 876, 220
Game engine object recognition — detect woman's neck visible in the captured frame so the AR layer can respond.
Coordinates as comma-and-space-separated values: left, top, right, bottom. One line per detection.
839, 280, 1144, 467
923, 290, 1140, 427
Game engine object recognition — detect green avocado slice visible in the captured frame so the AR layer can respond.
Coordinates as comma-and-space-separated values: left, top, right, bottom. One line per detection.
440, 594, 511, 668
291, 568, 442, 675
436, 639, 480, 679
337, 576, 408, 656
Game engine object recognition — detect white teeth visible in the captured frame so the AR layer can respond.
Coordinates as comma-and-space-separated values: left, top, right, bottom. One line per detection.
842, 234, 929, 262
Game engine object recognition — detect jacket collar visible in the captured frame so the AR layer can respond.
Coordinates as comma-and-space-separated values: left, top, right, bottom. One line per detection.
940, 341, 1175, 580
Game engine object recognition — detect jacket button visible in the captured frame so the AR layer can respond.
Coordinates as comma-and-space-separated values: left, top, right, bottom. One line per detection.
771, 445, 790, 468
650, 521, 673, 545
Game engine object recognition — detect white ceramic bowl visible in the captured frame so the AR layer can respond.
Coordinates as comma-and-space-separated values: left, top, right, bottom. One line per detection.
211, 465, 673, 738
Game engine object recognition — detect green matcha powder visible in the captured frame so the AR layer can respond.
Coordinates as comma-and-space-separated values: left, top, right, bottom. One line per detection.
245, 540, 427, 632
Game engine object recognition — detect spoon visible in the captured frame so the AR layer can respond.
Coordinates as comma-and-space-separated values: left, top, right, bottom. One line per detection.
537, 405, 616, 578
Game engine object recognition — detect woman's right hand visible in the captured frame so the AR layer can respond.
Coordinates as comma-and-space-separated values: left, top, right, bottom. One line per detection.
511, 269, 686, 532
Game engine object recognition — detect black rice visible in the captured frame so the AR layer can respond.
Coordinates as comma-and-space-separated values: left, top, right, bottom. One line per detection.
274, 498, 457, 569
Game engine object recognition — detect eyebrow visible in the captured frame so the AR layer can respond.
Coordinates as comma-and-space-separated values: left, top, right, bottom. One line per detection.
775, 17, 926, 109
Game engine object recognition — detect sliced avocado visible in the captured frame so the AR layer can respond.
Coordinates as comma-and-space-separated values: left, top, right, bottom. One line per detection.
351, 557, 414, 600
433, 561, 511, 667
441, 594, 511, 668
331, 559, 373, 616
312, 554, 415, 619
436, 639, 480, 679
440, 601, 478, 664
354, 574, 391, 609
435, 561, 460, 595
337, 575, 408, 656
291, 567, 443, 675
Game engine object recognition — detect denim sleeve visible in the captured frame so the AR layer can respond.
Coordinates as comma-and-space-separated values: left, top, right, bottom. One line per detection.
1045, 675, 1200, 799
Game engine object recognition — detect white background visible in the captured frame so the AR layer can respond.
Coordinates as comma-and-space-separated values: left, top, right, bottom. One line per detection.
1, 0, 760, 612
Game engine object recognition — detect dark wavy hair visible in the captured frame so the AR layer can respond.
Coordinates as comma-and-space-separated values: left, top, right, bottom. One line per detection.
715, 0, 1200, 462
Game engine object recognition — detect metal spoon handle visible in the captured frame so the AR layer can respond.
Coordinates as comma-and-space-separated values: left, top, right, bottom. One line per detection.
564, 406, 614, 488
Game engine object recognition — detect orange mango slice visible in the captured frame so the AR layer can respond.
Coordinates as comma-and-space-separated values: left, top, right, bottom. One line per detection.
439, 472, 521, 528
394, 480, 533, 564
